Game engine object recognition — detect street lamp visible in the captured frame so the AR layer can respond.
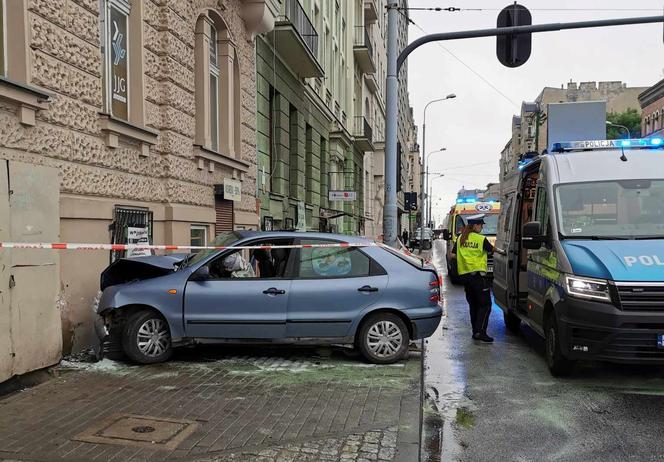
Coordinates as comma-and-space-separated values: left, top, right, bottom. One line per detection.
606, 120, 631, 139
425, 148, 446, 225
420, 94, 455, 253
428, 174, 445, 229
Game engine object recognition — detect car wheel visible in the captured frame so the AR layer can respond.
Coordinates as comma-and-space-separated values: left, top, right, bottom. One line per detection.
358, 313, 410, 364
503, 311, 522, 334
544, 310, 574, 377
122, 310, 173, 364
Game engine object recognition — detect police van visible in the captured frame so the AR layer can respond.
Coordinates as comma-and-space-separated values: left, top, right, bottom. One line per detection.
442, 201, 501, 284
494, 138, 664, 375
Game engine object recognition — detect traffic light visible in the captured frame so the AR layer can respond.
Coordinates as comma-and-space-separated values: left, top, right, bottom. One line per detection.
496, 3, 532, 68
405, 192, 418, 211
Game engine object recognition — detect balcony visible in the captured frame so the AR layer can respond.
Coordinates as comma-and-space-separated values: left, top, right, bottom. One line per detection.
364, 0, 379, 22
353, 116, 374, 151
364, 73, 378, 94
274, 0, 324, 78
353, 26, 376, 74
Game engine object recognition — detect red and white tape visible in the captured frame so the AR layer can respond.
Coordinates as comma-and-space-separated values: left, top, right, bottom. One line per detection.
0, 242, 382, 251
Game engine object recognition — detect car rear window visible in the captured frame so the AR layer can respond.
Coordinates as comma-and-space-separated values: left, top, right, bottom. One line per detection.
383, 246, 425, 268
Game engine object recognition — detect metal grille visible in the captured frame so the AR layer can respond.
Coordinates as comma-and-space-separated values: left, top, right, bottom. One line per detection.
616, 283, 664, 311
110, 207, 153, 262
284, 0, 319, 59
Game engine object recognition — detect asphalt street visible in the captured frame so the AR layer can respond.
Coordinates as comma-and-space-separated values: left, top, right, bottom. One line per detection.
422, 239, 664, 462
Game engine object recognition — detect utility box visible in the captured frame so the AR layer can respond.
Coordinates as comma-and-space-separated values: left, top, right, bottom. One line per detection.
0, 160, 62, 384
547, 101, 607, 152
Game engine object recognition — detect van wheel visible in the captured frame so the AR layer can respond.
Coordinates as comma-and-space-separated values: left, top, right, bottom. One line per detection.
122, 310, 173, 364
544, 311, 574, 376
503, 311, 522, 333
358, 313, 410, 364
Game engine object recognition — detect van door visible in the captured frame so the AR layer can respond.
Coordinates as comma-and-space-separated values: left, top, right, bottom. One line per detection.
493, 195, 514, 308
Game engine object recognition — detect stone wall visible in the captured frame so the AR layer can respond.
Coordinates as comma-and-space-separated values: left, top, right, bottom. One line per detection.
0, 0, 267, 352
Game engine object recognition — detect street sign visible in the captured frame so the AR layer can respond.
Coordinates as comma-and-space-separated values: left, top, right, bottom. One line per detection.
329, 190, 357, 201
222, 178, 242, 202
496, 3, 532, 68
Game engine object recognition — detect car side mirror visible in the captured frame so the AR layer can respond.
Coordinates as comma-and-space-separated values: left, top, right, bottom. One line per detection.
522, 221, 544, 250
190, 265, 211, 281
442, 229, 451, 241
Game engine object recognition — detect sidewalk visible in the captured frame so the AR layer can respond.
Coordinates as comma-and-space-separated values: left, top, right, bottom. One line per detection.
0, 344, 421, 462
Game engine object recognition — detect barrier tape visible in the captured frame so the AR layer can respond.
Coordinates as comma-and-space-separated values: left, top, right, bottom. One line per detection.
0, 242, 383, 251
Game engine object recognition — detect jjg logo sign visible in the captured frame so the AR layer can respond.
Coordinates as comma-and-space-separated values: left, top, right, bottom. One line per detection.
110, 5, 128, 120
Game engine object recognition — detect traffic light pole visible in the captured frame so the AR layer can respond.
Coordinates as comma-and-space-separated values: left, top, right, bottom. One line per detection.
382, 12, 664, 248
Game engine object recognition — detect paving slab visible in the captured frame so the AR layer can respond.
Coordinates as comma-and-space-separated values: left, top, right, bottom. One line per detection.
0, 345, 422, 462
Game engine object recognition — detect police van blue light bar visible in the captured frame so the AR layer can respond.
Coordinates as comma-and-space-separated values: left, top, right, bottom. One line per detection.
553, 138, 664, 152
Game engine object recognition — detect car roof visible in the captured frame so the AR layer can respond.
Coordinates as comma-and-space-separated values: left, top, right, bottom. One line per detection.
236, 231, 375, 245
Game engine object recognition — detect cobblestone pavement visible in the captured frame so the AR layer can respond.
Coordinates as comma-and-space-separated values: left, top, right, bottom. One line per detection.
0, 345, 421, 462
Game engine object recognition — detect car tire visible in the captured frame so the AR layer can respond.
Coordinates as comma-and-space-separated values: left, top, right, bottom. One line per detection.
122, 310, 173, 364
358, 313, 410, 364
544, 310, 574, 377
504, 311, 522, 334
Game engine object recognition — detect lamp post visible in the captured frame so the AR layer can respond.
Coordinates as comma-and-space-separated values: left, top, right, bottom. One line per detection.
428, 174, 445, 229
425, 148, 446, 226
419, 94, 455, 253
606, 120, 632, 139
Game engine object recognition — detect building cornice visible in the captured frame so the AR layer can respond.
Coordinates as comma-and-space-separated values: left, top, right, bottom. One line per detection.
638, 78, 664, 108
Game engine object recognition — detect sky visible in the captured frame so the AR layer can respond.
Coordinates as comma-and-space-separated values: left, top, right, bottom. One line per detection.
406, 0, 664, 225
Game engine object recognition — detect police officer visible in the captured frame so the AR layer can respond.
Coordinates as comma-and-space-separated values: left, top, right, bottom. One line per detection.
452, 214, 495, 343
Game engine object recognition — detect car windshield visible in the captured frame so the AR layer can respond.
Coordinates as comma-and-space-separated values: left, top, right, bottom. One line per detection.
180, 231, 242, 268
479, 214, 499, 235
556, 179, 664, 238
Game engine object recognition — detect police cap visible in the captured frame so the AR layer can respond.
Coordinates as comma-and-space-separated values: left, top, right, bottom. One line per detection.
467, 214, 486, 225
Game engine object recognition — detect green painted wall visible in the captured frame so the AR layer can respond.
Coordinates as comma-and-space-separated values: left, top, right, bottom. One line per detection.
256, 37, 365, 234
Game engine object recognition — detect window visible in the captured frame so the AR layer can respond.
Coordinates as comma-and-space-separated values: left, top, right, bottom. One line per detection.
268, 86, 277, 191
0, 0, 4, 76
454, 215, 465, 235
297, 240, 374, 278
209, 25, 219, 151
195, 11, 239, 158
203, 240, 294, 279
190, 225, 208, 252
535, 187, 549, 235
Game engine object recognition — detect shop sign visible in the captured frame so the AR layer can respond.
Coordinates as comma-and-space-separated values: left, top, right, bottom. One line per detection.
329, 190, 357, 201
223, 178, 242, 202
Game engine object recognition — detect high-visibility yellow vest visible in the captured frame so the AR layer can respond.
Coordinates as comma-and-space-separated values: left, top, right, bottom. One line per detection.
457, 232, 488, 275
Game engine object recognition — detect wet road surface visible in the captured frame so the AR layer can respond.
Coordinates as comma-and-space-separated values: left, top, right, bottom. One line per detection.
423, 240, 664, 462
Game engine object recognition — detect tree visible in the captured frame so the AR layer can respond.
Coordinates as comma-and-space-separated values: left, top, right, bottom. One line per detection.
606, 108, 642, 139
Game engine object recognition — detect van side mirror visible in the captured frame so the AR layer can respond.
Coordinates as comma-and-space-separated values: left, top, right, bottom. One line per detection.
442, 229, 451, 241
191, 265, 211, 281
522, 221, 544, 249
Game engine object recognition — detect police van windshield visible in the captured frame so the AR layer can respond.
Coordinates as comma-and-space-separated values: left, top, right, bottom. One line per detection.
556, 179, 664, 239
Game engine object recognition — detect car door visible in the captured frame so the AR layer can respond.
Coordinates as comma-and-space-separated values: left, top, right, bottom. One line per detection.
183, 240, 295, 339
286, 239, 389, 338
493, 195, 514, 308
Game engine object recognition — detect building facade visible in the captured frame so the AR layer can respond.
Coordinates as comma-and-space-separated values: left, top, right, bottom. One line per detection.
0, 0, 276, 353
501, 80, 647, 178
639, 78, 664, 138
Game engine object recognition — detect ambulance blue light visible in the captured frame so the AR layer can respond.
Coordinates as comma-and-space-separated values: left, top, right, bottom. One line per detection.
456, 199, 464, 204
465, 198, 476, 203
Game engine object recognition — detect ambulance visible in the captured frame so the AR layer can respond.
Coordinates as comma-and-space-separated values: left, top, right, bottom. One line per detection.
442, 200, 501, 284
493, 138, 664, 376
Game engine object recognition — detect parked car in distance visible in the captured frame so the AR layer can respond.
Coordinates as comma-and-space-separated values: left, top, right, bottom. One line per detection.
96, 232, 442, 365
410, 227, 433, 249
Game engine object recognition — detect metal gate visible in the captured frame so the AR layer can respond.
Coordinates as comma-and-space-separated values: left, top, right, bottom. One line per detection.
109, 206, 153, 262
215, 197, 234, 236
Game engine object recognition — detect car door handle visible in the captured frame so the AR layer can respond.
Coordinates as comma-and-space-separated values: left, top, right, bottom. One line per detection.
263, 287, 286, 295
358, 285, 379, 293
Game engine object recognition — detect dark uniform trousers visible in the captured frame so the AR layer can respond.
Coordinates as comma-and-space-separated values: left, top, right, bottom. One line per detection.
462, 272, 492, 335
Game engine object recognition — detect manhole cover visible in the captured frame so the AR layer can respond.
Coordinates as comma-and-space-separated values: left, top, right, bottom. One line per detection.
74, 414, 198, 450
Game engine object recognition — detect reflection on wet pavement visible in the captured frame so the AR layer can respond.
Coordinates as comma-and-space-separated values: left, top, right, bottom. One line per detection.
422, 239, 664, 462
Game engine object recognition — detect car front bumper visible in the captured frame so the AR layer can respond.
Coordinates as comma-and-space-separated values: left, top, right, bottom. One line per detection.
557, 297, 664, 364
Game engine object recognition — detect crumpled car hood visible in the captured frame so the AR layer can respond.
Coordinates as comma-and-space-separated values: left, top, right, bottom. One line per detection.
100, 254, 188, 290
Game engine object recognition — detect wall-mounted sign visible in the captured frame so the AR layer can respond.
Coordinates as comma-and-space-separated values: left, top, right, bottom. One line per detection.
109, 2, 129, 120
126, 226, 150, 258
329, 190, 357, 201
223, 178, 242, 202
296, 201, 306, 231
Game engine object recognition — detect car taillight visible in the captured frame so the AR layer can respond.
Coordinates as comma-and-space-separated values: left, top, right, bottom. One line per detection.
429, 277, 441, 303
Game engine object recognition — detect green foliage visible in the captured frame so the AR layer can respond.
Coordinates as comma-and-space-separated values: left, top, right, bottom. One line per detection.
606, 108, 642, 139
